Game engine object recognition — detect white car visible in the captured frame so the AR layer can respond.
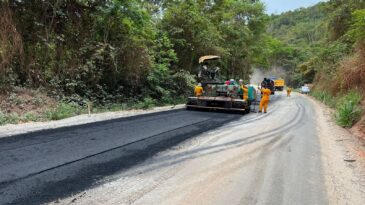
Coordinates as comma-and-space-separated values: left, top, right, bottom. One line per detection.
300, 86, 310, 94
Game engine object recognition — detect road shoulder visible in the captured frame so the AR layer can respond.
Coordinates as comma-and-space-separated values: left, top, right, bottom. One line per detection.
306, 95, 365, 204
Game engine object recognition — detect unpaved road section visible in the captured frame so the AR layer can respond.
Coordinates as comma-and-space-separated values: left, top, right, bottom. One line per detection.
1, 93, 364, 205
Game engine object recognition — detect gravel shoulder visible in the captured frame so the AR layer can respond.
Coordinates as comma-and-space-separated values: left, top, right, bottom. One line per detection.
0, 104, 185, 139
306, 95, 365, 204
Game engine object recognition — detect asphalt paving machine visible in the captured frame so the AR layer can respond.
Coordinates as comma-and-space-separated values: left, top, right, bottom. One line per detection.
186, 55, 256, 113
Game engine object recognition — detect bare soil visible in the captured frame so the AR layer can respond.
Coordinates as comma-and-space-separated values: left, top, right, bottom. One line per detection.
0, 88, 56, 116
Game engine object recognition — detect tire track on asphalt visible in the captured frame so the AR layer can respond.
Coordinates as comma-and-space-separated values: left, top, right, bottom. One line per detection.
223, 104, 280, 128
175, 115, 301, 205
241, 133, 302, 203
119, 99, 305, 182
108, 94, 304, 204
1, 94, 291, 204
241, 99, 306, 203
79, 96, 293, 204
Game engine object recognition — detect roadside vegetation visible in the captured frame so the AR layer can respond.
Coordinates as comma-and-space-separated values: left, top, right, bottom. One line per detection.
1, 0, 365, 128
268, 0, 365, 128
0, 0, 271, 125
311, 90, 362, 127
0, 87, 187, 125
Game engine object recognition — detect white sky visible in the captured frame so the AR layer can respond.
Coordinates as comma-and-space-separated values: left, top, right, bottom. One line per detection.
261, 0, 326, 14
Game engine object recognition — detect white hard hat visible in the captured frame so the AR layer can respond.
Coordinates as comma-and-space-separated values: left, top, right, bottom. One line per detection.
230, 79, 234, 81
239, 79, 243, 82
198, 83, 202, 86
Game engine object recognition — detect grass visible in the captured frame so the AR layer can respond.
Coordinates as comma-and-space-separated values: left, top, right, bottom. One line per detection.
0, 111, 7, 125
133, 97, 156, 110
311, 89, 363, 128
45, 103, 85, 120
0, 102, 87, 125
335, 91, 363, 127
0, 95, 188, 126
0, 112, 21, 125
23, 112, 38, 122
310, 90, 338, 108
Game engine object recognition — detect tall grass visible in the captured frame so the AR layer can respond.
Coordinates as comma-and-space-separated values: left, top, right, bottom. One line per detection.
310, 90, 337, 108
46, 103, 85, 120
335, 91, 362, 127
312, 89, 363, 128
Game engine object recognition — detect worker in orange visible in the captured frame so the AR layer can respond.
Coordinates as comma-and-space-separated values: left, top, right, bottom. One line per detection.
259, 86, 271, 113
194, 83, 204, 97
239, 79, 249, 100
287, 87, 292, 97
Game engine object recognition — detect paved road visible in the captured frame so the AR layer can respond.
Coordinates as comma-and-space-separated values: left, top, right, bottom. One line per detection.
0, 92, 329, 205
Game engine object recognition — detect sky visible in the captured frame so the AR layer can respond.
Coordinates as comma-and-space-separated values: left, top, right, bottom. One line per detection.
261, 0, 325, 14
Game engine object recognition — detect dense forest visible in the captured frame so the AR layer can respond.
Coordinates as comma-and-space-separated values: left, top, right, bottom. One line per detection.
1, 0, 365, 126
0, 0, 268, 104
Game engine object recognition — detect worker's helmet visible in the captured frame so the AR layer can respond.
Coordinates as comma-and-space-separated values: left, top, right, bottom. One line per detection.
198, 83, 202, 86
239, 79, 243, 82
230, 79, 234, 82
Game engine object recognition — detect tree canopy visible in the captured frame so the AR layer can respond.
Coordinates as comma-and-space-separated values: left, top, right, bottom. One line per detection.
2, 0, 364, 104
0, 0, 269, 104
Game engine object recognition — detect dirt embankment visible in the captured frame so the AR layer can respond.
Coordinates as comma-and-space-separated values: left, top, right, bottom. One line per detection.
312, 43, 365, 144
0, 88, 56, 116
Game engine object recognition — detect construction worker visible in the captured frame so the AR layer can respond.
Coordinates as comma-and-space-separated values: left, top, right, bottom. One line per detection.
259, 86, 271, 113
239, 79, 249, 100
229, 79, 236, 85
194, 83, 204, 97
287, 87, 292, 97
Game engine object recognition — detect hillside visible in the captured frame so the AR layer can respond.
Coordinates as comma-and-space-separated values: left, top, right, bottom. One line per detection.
268, 0, 365, 133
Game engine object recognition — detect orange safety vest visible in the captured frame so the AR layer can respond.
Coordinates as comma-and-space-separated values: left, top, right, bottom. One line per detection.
261, 88, 271, 101
194, 86, 203, 96
241, 85, 248, 100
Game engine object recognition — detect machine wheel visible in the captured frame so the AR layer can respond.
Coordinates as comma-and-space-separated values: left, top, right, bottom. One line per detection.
244, 107, 251, 114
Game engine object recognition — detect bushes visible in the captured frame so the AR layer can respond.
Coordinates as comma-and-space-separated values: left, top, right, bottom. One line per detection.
133, 97, 156, 110
0, 111, 38, 125
335, 91, 363, 127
